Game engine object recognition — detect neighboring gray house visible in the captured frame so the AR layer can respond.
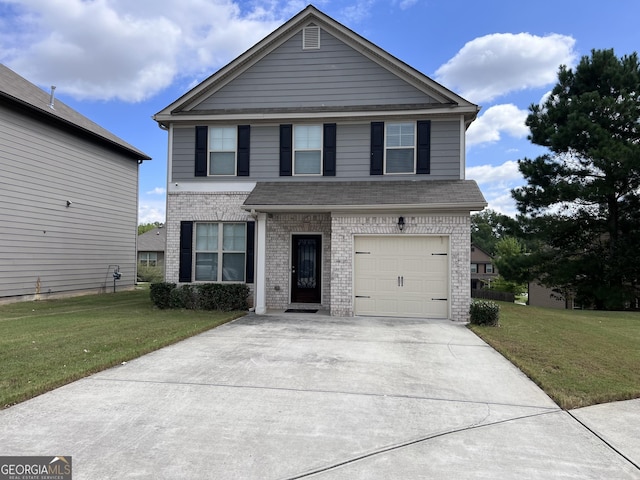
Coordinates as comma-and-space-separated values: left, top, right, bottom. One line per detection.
137, 227, 166, 269
0, 64, 151, 302
153, 6, 487, 321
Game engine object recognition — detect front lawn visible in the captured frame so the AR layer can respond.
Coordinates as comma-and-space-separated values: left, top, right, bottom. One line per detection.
0, 288, 244, 409
469, 302, 640, 409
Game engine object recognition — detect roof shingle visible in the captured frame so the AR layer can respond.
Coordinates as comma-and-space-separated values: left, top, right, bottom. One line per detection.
243, 180, 487, 212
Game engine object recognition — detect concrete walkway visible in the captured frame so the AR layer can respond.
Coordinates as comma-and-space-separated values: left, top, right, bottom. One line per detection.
1, 313, 638, 479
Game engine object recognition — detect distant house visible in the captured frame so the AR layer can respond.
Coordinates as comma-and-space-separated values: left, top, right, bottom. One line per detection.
528, 282, 575, 309
137, 227, 166, 269
470, 244, 498, 290
0, 64, 151, 302
153, 6, 487, 320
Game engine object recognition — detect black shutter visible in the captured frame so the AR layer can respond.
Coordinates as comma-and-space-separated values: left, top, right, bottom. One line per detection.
417, 120, 431, 174
370, 122, 384, 175
323, 123, 336, 176
245, 221, 255, 283
237, 125, 250, 176
195, 126, 208, 177
279, 124, 293, 176
179, 221, 193, 282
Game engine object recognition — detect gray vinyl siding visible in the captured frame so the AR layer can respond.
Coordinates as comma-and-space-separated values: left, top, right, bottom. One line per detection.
194, 29, 438, 111
0, 103, 138, 299
172, 120, 461, 182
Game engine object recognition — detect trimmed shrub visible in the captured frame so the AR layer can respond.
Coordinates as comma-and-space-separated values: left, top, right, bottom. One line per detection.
150, 282, 176, 309
197, 283, 250, 311
469, 300, 500, 326
151, 282, 249, 311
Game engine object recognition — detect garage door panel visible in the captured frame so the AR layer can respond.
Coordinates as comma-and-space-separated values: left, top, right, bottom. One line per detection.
354, 236, 449, 319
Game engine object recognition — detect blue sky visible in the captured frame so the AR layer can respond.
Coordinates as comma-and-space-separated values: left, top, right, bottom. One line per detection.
1, 0, 638, 222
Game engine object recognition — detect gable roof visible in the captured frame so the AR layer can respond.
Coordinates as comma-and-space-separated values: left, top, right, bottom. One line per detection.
242, 180, 487, 213
0, 64, 150, 161
154, 5, 479, 126
137, 227, 166, 252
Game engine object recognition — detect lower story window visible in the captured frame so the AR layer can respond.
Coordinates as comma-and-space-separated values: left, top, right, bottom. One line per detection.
195, 222, 246, 281
139, 252, 157, 267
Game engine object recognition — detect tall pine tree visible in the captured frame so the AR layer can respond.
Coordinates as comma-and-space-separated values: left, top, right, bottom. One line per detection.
513, 49, 640, 309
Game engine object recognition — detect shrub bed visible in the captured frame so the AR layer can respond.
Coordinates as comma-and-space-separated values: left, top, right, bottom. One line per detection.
150, 282, 249, 311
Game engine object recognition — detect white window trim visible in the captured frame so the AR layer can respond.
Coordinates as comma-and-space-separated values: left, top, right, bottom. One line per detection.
384, 121, 416, 175
208, 126, 237, 176
194, 222, 246, 283
293, 124, 323, 176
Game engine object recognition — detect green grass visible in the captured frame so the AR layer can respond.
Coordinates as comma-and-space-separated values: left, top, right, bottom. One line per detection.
0, 288, 244, 409
469, 302, 640, 409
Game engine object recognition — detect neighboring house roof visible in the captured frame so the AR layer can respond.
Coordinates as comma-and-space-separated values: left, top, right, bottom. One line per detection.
471, 243, 494, 262
0, 64, 151, 161
137, 227, 166, 252
154, 5, 479, 126
243, 180, 487, 212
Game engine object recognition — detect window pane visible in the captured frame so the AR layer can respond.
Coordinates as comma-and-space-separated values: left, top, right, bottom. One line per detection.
196, 223, 218, 251
386, 148, 414, 173
387, 123, 414, 147
210, 127, 236, 151
209, 152, 235, 175
223, 223, 246, 251
222, 253, 245, 281
294, 151, 321, 174
294, 125, 321, 149
195, 253, 218, 281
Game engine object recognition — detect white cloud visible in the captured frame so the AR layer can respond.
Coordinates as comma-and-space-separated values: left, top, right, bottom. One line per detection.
467, 161, 525, 217
146, 187, 166, 195
340, 0, 376, 23
394, 0, 418, 9
467, 104, 529, 147
138, 200, 166, 224
1, 0, 286, 102
435, 32, 576, 103
467, 160, 521, 185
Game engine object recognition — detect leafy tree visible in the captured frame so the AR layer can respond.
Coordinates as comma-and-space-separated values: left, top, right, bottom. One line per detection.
513, 49, 640, 309
471, 209, 523, 255
138, 222, 163, 235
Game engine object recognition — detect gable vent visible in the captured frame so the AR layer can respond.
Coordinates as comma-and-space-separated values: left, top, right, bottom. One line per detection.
303, 24, 320, 50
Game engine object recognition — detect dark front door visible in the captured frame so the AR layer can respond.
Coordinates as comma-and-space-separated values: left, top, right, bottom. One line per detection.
291, 235, 321, 303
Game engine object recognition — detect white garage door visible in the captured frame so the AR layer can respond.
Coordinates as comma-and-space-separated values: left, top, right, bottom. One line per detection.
354, 236, 449, 318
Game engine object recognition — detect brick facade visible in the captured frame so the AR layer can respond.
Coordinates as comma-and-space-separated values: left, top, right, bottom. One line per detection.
167, 192, 471, 321
329, 213, 471, 321
264, 213, 332, 310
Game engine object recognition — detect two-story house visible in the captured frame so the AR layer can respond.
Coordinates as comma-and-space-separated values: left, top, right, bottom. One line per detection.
0, 64, 150, 302
470, 244, 498, 290
153, 6, 487, 321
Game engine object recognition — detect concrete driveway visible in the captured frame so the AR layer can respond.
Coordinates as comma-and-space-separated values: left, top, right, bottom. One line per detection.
1, 313, 638, 479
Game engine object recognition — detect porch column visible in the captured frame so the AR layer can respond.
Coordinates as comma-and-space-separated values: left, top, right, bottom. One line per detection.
254, 212, 267, 314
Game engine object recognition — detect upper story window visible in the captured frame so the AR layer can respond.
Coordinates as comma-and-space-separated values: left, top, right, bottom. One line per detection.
209, 127, 237, 175
294, 125, 322, 175
370, 121, 429, 176
385, 122, 415, 174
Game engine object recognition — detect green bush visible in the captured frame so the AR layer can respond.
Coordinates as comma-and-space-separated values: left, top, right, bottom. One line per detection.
197, 283, 249, 311
149, 282, 176, 309
469, 300, 500, 326
150, 282, 249, 312
137, 265, 164, 283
